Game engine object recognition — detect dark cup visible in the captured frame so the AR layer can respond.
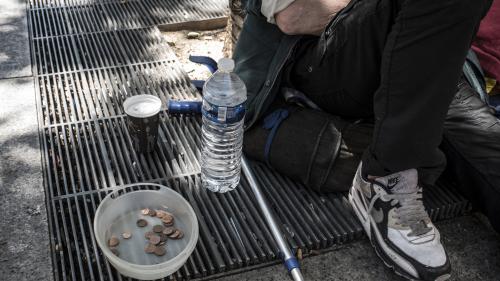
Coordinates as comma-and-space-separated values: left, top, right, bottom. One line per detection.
123, 95, 162, 154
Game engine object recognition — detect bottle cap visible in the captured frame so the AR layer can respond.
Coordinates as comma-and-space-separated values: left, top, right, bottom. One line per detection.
217, 58, 235, 72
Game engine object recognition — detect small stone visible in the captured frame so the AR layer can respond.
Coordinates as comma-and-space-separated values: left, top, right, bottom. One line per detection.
187, 32, 200, 39
166, 39, 176, 47
203, 35, 213, 40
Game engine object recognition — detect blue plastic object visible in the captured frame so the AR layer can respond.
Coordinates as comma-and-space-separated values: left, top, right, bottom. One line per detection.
189, 55, 218, 74
262, 109, 289, 165
284, 257, 300, 272
168, 100, 202, 115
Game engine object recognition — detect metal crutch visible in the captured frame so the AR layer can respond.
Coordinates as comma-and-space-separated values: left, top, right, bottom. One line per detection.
167, 100, 306, 281
241, 155, 305, 281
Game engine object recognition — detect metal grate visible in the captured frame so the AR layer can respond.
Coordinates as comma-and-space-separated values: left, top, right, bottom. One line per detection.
37, 61, 197, 125
28, 1, 471, 281
29, 0, 228, 38
33, 27, 179, 75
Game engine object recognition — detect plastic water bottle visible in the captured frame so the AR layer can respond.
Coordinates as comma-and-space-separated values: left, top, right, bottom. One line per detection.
201, 58, 247, 193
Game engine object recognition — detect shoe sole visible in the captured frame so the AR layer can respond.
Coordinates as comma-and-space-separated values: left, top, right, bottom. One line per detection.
348, 185, 451, 281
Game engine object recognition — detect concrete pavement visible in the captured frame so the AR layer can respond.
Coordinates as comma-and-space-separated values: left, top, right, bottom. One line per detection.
0, 0, 31, 79
0, 1, 52, 280
215, 214, 500, 281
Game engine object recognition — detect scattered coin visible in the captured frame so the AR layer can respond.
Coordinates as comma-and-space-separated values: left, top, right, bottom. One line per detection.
154, 246, 166, 256
108, 236, 120, 247
149, 234, 161, 245
168, 229, 183, 239
136, 219, 148, 227
168, 229, 180, 239
159, 233, 168, 242
158, 241, 166, 246
162, 227, 175, 236
144, 243, 156, 254
162, 212, 174, 223
122, 231, 132, 239
152, 224, 165, 233
155, 210, 166, 219
141, 208, 150, 215
110, 247, 119, 257
145, 231, 155, 240
148, 209, 157, 217
162, 220, 174, 227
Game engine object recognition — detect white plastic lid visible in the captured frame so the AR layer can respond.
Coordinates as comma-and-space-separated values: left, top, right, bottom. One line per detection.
217, 58, 235, 72
123, 95, 162, 118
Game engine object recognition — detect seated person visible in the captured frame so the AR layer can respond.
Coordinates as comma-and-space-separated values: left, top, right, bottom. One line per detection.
233, 0, 493, 280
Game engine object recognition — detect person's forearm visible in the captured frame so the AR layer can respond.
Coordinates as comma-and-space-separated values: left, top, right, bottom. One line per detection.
275, 0, 351, 36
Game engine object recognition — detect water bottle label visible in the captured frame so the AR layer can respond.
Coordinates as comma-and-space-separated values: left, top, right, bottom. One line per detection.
202, 100, 245, 124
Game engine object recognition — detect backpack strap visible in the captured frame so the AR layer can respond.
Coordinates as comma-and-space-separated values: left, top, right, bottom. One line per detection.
463, 49, 489, 105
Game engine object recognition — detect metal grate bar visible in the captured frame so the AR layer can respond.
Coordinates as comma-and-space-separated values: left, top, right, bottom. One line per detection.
30, 0, 228, 38
38, 62, 198, 125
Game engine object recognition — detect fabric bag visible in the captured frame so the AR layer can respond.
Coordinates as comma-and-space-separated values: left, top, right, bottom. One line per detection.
243, 105, 372, 192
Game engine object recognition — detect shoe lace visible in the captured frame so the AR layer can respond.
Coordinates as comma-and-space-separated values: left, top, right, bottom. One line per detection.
386, 188, 432, 237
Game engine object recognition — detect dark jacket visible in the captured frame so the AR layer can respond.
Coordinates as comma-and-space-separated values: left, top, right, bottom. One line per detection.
233, 0, 301, 128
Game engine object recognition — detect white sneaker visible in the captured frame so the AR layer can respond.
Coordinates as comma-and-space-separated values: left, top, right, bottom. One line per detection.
348, 163, 451, 281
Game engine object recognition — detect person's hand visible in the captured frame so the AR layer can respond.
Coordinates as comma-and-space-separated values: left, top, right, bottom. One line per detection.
275, 0, 351, 36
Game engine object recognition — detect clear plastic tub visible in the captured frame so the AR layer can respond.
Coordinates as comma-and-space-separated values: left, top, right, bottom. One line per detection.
94, 183, 199, 280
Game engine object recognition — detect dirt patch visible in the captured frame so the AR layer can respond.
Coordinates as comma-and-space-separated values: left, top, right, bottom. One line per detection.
162, 29, 226, 82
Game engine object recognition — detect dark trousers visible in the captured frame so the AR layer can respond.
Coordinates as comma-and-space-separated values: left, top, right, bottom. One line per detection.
285, 0, 492, 183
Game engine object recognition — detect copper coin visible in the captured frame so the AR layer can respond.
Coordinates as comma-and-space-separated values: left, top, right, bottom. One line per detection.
149, 234, 161, 245
144, 243, 156, 254
162, 213, 174, 223
110, 247, 119, 256
162, 220, 174, 227
141, 208, 150, 215
122, 232, 132, 239
168, 229, 180, 239
176, 230, 184, 239
108, 236, 120, 247
155, 210, 166, 219
148, 209, 157, 217
158, 241, 166, 246
154, 246, 166, 256
152, 224, 164, 233
162, 227, 174, 236
144, 231, 155, 240
159, 233, 168, 242
136, 219, 148, 227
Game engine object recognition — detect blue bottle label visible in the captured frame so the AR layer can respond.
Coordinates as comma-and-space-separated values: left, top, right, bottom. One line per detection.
202, 99, 245, 124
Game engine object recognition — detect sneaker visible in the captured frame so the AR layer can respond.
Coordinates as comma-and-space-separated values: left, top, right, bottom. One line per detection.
348, 163, 451, 281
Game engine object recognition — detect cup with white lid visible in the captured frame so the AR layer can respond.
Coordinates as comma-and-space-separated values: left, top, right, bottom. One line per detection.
123, 95, 162, 154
